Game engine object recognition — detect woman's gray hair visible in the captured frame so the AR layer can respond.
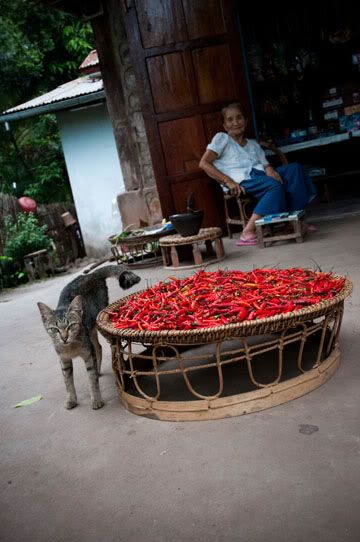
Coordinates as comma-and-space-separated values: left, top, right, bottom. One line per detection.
221, 102, 245, 121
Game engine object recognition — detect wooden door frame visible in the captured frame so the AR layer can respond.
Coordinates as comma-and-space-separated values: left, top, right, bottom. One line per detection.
121, 0, 253, 220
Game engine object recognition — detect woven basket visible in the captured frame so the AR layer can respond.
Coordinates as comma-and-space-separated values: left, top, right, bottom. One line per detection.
97, 277, 352, 345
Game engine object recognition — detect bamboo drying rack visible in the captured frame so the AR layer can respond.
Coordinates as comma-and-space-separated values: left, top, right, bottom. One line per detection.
97, 278, 352, 421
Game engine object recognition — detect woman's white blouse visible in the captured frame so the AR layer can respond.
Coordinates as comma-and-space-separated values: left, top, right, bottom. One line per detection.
207, 132, 269, 183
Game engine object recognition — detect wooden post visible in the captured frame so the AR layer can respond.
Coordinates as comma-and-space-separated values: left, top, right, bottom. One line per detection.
170, 246, 180, 268
294, 220, 304, 243
192, 243, 203, 266
91, 5, 145, 191
256, 225, 265, 248
161, 246, 169, 267
214, 237, 225, 258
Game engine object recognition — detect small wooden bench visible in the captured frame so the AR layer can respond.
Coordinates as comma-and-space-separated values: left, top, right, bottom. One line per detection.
255, 210, 305, 248
160, 227, 225, 269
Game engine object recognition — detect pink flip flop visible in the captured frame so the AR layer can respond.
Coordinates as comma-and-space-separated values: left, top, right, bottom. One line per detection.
236, 236, 258, 246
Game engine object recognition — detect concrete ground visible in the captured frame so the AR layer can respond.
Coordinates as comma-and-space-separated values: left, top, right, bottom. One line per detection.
1, 216, 359, 542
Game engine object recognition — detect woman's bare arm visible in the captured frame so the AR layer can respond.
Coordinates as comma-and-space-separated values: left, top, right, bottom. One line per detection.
199, 149, 243, 197
264, 164, 283, 183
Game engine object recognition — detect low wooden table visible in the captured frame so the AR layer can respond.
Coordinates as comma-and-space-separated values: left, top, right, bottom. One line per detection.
160, 227, 225, 269
255, 210, 305, 248
110, 228, 174, 268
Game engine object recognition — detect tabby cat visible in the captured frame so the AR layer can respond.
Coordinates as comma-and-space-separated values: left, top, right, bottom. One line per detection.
38, 265, 140, 410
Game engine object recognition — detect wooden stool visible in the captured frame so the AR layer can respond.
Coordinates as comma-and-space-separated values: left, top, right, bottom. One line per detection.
24, 249, 54, 281
223, 192, 254, 238
160, 227, 225, 269
255, 211, 305, 249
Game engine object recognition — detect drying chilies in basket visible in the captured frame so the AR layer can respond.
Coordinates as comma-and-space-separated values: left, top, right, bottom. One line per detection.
109, 268, 345, 332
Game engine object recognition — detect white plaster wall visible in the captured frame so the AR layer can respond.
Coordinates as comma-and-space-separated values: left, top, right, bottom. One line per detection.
57, 103, 124, 256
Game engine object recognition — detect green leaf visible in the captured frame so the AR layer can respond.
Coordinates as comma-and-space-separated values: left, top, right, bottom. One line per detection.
13, 395, 43, 408
0, 2, 94, 203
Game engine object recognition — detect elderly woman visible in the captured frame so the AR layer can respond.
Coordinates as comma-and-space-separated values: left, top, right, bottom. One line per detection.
199, 103, 316, 245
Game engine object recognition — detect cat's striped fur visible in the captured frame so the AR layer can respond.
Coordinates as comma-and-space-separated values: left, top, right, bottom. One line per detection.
38, 265, 140, 409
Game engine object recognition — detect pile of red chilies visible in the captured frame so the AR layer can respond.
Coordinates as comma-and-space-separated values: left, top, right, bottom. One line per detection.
109, 268, 345, 332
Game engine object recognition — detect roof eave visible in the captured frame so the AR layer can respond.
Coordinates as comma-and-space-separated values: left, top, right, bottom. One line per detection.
39, 1, 104, 21
0, 90, 106, 123
38, 0, 83, 18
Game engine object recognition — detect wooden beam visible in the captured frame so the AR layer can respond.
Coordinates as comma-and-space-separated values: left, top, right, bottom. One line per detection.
91, 3, 144, 191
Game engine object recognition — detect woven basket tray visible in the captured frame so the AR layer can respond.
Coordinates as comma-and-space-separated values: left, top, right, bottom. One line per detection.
97, 277, 352, 345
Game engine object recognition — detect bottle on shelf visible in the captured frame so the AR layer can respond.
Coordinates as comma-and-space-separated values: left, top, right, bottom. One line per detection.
307, 109, 318, 137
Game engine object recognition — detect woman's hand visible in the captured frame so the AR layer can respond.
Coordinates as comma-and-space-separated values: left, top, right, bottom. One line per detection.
199, 149, 244, 196
265, 165, 283, 183
225, 178, 244, 197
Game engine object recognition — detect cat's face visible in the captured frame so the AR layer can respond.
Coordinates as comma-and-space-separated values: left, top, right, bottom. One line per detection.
38, 295, 83, 346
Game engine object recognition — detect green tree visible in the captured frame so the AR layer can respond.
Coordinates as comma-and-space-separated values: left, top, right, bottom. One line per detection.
0, 0, 94, 202
4, 213, 52, 265
1, 213, 53, 288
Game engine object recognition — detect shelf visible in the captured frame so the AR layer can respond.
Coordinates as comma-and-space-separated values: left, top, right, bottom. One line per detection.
265, 133, 351, 155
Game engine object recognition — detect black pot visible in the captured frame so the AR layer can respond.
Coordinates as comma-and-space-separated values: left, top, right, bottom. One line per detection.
169, 210, 204, 237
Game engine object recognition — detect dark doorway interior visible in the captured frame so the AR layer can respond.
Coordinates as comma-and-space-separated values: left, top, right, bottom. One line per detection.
239, 1, 360, 142
239, 2, 360, 218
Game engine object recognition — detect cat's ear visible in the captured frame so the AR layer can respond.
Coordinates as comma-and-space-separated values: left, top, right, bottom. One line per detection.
119, 271, 141, 289
37, 302, 55, 325
68, 295, 83, 317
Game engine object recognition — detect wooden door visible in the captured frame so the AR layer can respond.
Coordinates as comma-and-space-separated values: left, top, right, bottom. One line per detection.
122, 0, 252, 228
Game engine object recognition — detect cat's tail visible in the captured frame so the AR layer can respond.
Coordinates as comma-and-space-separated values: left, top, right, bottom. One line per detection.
83, 257, 111, 274
86, 265, 141, 289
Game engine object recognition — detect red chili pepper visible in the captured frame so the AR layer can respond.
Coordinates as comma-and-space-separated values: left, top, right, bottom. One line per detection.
111, 269, 344, 331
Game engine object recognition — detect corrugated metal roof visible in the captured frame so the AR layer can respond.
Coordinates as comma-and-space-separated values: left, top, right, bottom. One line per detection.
79, 50, 99, 70
3, 75, 104, 116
